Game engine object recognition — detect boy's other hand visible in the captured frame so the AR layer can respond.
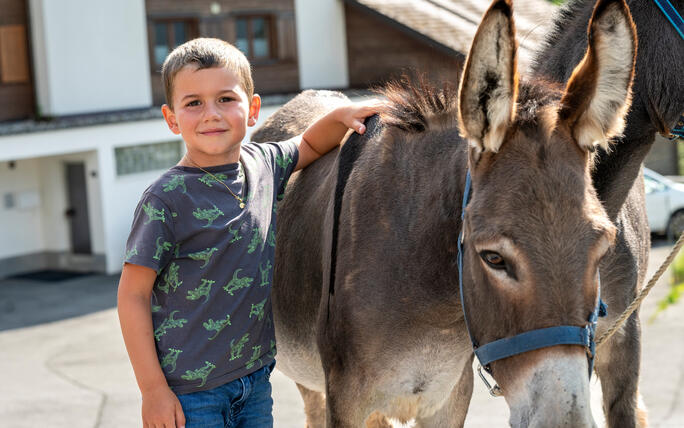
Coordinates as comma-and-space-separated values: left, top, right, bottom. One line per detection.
142, 385, 185, 428
338, 99, 388, 134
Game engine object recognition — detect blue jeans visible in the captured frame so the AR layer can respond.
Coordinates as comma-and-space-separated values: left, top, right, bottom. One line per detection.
177, 362, 275, 428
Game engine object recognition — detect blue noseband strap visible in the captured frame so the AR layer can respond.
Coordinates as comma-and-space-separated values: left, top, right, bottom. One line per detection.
475, 326, 591, 367
458, 171, 604, 383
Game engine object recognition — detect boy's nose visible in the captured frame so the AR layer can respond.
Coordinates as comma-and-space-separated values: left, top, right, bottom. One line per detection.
203, 103, 221, 121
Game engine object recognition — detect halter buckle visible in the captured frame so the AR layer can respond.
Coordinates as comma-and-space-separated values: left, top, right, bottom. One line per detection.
477, 364, 503, 397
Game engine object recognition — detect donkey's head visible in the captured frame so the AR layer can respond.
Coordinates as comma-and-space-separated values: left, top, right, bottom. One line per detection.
458, 0, 636, 426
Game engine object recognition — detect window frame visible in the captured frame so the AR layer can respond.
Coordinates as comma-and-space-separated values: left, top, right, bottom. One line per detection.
234, 14, 277, 64
148, 18, 199, 72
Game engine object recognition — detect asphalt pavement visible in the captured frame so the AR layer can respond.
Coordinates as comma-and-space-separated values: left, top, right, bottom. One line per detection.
0, 240, 682, 427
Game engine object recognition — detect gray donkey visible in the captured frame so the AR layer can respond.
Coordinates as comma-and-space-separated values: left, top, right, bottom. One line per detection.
253, 0, 642, 426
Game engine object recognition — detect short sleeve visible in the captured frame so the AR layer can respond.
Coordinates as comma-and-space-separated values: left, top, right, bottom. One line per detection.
252, 138, 300, 196
124, 192, 177, 273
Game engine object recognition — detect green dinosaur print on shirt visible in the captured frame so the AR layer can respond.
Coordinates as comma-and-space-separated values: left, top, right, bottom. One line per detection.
154, 310, 188, 341
188, 247, 218, 268
181, 361, 216, 387
230, 333, 250, 361
247, 228, 261, 254
275, 154, 293, 170
249, 298, 267, 321
161, 348, 183, 373
142, 202, 165, 224
267, 229, 276, 247
259, 261, 272, 287
125, 246, 138, 261
151, 304, 162, 313
163, 175, 187, 193
228, 224, 242, 243
245, 345, 262, 370
154, 237, 172, 261
158, 262, 182, 294
187, 279, 214, 303
173, 243, 180, 258
223, 269, 254, 295
199, 173, 228, 187
203, 314, 231, 340
193, 205, 224, 228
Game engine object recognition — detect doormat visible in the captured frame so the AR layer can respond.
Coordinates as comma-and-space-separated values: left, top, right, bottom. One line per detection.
9, 270, 93, 282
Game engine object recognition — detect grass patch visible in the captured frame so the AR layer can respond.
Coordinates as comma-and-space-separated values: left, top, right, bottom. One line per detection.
649, 249, 684, 322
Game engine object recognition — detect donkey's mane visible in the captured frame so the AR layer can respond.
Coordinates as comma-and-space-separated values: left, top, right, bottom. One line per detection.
530, 0, 590, 76
379, 77, 459, 133
379, 76, 563, 134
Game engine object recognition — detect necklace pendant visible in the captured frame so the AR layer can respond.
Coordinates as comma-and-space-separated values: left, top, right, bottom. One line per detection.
239, 202, 245, 209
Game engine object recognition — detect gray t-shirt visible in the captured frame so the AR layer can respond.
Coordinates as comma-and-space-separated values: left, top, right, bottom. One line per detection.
124, 140, 298, 395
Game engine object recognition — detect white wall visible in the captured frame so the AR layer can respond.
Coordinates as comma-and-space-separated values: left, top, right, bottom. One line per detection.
0, 159, 44, 259
29, 0, 152, 116
0, 118, 172, 273
294, 0, 349, 89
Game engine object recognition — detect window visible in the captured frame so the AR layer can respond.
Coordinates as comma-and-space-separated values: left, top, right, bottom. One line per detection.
150, 20, 198, 71
0, 25, 30, 84
115, 141, 183, 176
235, 16, 275, 61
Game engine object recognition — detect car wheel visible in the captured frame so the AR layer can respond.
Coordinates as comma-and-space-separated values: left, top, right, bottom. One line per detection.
667, 210, 684, 241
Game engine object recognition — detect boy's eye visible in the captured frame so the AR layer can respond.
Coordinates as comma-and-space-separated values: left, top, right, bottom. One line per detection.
186, 100, 200, 107
219, 97, 235, 103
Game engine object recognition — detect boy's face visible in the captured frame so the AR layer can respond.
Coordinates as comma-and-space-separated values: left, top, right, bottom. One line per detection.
162, 65, 260, 166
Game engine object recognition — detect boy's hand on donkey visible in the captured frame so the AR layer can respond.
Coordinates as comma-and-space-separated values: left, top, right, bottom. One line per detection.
142, 385, 185, 428
339, 99, 388, 135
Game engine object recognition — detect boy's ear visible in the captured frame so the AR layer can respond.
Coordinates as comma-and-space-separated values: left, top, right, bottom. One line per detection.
248, 94, 261, 127
162, 104, 181, 135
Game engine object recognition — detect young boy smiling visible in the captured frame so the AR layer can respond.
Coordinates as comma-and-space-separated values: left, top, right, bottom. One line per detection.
117, 38, 381, 428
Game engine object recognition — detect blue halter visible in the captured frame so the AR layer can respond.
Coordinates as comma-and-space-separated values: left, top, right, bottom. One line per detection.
457, 171, 607, 396
652, 0, 684, 139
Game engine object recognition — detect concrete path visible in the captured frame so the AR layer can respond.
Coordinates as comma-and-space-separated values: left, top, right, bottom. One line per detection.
0, 240, 681, 427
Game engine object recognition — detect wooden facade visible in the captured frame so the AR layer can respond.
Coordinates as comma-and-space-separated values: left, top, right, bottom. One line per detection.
0, 0, 33, 121
145, 0, 299, 105
344, 4, 464, 89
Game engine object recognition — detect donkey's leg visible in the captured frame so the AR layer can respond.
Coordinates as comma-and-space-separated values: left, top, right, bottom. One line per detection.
595, 312, 648, 428
296, 383, 326, 428
413, 357, 474, 428
324, 365, 376, 428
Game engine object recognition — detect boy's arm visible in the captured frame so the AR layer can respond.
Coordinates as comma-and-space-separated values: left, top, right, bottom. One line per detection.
118, 263, 185, 428
295, 100, 385, 171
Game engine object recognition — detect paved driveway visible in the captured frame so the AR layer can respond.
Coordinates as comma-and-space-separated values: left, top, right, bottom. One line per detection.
0, 241, 681, 427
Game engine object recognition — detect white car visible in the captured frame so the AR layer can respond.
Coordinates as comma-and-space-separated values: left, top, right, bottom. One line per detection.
644, 168, 684, 238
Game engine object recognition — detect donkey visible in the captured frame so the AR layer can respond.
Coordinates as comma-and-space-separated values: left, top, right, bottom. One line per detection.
527, 0, 684, 426
253, 0, 637, 426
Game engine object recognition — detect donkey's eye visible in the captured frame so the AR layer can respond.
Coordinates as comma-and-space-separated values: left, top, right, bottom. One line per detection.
480, 251, 506, 269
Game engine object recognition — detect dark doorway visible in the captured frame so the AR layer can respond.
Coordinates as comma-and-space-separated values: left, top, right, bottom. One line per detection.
65, 162, 92, 254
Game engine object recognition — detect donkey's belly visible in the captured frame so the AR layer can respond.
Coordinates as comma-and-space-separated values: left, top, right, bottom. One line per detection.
273, 323, 326, 391
373, 330, 472, 419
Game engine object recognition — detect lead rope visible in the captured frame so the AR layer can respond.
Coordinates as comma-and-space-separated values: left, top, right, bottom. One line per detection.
596, 233, 684, 347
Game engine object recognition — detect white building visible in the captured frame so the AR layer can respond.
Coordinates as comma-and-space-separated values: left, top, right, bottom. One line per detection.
3, 0, 614, 278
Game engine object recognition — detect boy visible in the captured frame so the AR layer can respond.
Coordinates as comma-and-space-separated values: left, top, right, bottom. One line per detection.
117, 38, 381, 428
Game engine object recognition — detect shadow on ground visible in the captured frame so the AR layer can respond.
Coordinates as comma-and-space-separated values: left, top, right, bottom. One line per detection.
0, 273, 120, 331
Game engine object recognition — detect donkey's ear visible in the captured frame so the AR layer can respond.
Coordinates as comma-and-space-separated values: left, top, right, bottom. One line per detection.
458, 0, 518, 159
559, 0, 637, 151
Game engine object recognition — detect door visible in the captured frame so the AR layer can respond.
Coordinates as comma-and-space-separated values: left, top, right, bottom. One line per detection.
65, 162, 92, 254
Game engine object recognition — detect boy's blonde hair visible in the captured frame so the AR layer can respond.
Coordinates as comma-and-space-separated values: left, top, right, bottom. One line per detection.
162, 38, 254, 110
